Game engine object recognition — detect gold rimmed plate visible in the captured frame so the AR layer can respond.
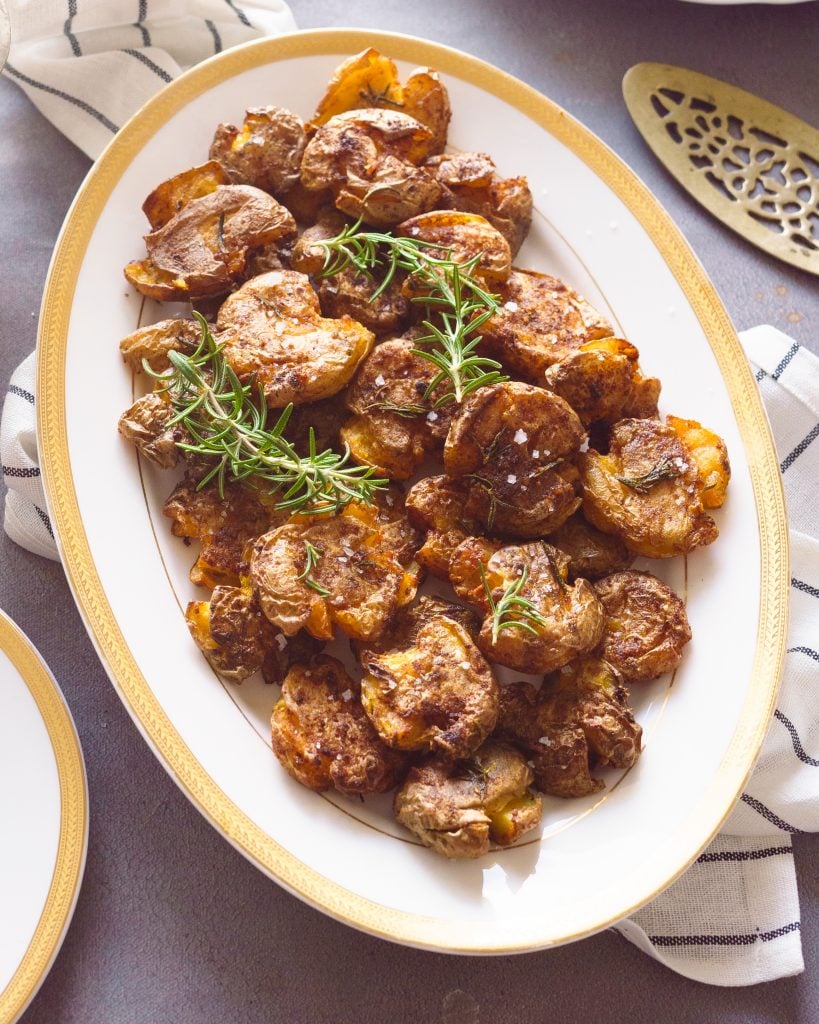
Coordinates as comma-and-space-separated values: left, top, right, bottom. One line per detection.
37, 29, 787, 953
0, 611, 88, 1022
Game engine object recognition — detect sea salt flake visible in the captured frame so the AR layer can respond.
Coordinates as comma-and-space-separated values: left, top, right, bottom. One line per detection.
507, 474, 517, 484
513, 429, 528, 444
275, 634, 288, 650
538, 736, 553, 748
504, 300, 519, 312
341, 689, 353, 702
532, 449, 540, 459
426, 410, 439, 422
459, 661, 471, 671
388, 679, 397, 690
374, 373, 386, 386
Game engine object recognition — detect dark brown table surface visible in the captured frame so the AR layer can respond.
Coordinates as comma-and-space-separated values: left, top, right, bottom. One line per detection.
2, 1, 817, 1021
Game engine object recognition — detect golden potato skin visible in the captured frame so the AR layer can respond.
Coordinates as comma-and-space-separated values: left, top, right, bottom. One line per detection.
118, 318, 200, 374
451, 540, 605, 674
396, 211, 512, 285
250, 515, 415, 642
360, 615, 499, 760
209, 106, 306, 197
495, 665, 642, 798
312, 49, 451, 154
579, 417, 719, 558
318, 266, 411, 337
271, 657, 407, 796
126, 185, 297, 301
300, 109, 443, 227
593, 571, 691, 682
667, 415, 731, 509
216, 270, 375, 407
163, 475, 285, 589
404, 474, 482, 578
546, 511, 633, 580
426, 151, 533, 256
394, 741, 541, 858
186, 585, 273, 683
142, 160, 231, 230
480, 270, 613, 381
444, 381, 586, 537
542, 338, 660, 427
117, 392, 184, 469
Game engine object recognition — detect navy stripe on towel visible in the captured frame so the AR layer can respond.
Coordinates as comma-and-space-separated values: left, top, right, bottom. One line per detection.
4, 64, 119, 133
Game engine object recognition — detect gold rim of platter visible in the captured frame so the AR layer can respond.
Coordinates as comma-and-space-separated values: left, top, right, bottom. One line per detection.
0, 612, 88, 1021
37, 28, 789, 953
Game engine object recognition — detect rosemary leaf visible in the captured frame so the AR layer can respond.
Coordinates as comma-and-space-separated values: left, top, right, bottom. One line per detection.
616, 455, 680, 493
481, 565, 548, 645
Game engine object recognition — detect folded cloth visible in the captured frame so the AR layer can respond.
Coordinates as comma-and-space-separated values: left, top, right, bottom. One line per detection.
2, 0, 296, 159
3, 323, 816, 983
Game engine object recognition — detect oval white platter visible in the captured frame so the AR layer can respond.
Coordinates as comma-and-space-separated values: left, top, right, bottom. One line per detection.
0, 611, 88, 1021
37, 29, 788, 953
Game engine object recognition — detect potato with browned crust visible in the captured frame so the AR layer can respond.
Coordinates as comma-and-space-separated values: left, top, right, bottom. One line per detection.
667, 415, 731, 509
209, 106, 307, 198
480, 270, 613, 381
593, 571, 691, 682
425, 152, 533, 256
163, 474, 286, 589
394, 741, 542, 858
117, 392, 186, 470
579, 417, 720, 558
542, 338, 661, 427
250, 514, 416, 642
546, 511, 633, 580
444, 381, 586, 537
341, 336, 454, 480
341, 484, 423, 571
361, 594, 481, 657
118, 318, 201, 374
187, 586, 320, 684
450, 540, 604, 674
125, 184, 297, 301
141, 160, 232, 230
318, 267, 411, 337
215, 270, 374, 407
495, 661, 641, 798
360, 613, 499, 760
271, 656, 407, 796
300, 109, 443, 227
312, 48, 451, 154
290, 209, 349, 275
396, 210, 512, 286
405, 474, 483, 578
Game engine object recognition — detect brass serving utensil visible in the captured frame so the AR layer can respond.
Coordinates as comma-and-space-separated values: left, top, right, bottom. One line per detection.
623, 62, 819, 276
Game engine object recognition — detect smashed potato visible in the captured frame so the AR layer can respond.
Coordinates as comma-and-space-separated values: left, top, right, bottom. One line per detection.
318, 266, 410, 337
396, 211, 512, 285
450, 540, 604, 674
312, 48, 451, 154
141, 160, 231, 230
481, 270, 613, 381
543, 338, 660, 426
405, 474, 482, 578
249, 515, 416, 642
496, 663, 642, 798
301, 109, 443, 227
580, 417, 719, 558
186, 584, 275, 683
360, 613, 499, 759
271, 657, 406, 796
118, 392, 186, 469
216, 270, 374, 407
667, 415, 731, 509
125, 184, 297, 301
118, 318, 200, 373
547, 511, 633, 580
163, 474, 285, 588
394, 741, 542, 858
593, 571, 691, 682
426, 151, 533, 255
444, 381, 586, 536
209, 106, 306, 197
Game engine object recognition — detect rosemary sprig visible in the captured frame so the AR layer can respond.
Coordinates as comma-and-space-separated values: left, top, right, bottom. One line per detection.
297, 541, 330, 596
480, 566, 549, 645
616, 456, 680, 493
318, 220, 507, 405
145, 313, 387, 513
359, 83, 404, 108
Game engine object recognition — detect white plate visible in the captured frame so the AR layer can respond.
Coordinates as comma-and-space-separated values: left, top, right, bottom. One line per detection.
0, 611, 88, 1021
37, 29, 788, 953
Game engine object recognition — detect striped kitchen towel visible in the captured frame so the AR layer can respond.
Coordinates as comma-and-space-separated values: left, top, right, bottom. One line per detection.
2, 0, 296, 159
2, 326, 817, 984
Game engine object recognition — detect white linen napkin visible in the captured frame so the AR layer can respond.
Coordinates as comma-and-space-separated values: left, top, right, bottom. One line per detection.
4, 323, 817, 984
2, 0, 296, 159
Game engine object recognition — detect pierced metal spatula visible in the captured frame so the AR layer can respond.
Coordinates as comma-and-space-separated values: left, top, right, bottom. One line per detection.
623, 63, 819, 276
